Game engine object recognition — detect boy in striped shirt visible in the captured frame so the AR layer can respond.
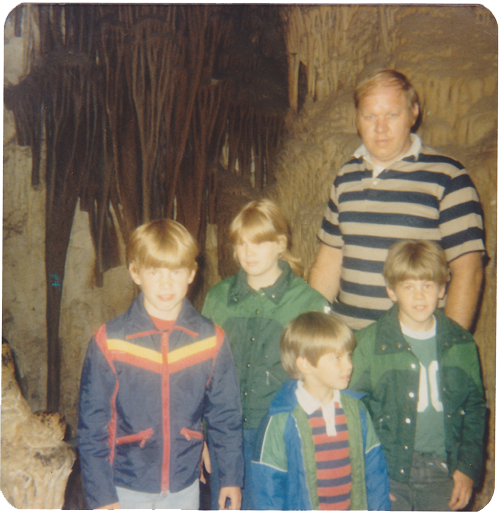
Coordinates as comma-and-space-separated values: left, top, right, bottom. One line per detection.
251, 311, 390, 510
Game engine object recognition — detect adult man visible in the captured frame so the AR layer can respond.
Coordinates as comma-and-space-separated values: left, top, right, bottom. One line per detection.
309, 69, 484, 331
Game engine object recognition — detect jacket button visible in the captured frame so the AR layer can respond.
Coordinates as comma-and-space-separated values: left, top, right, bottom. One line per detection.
243, 418, 247, 423
403, 445, 409, 451
271, 294, 276, 299
405, 418, 411, 424
233, 297, 238, 302
250, 337, 255, 342
400, 469, 405, 474
381, 345, 387, 350
397, 343, 402, 349
411, 363, 417, 369
255, 309, 259, 314
409, 392, 415, 398
246, 363, 251, 368
243, 392, 248, 397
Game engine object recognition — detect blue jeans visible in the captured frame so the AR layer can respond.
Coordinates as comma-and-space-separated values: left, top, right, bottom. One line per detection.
208, 429, 257, 510
116, 479, 199, 509
389, 453, 455, 511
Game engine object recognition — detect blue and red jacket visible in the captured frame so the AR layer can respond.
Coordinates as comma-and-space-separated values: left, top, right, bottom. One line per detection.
77, 294, 244, 509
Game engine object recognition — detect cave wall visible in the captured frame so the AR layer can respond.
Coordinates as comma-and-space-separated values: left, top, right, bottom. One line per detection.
2, 4, 497, 507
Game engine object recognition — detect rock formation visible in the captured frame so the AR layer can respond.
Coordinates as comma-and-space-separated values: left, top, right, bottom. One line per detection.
1, 342, 75, 508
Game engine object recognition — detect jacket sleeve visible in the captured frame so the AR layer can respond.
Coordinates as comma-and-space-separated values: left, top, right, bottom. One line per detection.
455, 344, 486, 486
349, 327, 375, 393
360, 405, 391, 511
77, 332, 119, 509
251, 415, 288, 510
204, 327, 244, 489
201, 287, 218, 322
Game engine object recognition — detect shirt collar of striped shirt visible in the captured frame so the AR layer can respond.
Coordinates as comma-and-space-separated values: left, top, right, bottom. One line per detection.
296, 380, 342, 437
354, 133, 422, 169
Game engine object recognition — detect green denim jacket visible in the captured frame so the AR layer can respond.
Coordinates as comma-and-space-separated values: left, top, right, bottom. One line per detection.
350, 305, 486, 486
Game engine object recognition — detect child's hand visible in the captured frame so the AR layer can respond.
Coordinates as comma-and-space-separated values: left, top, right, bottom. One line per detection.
96, 502, 120, 509
200, 441, 212, 484
449, 470, 473, 510
218, 486, 242, 510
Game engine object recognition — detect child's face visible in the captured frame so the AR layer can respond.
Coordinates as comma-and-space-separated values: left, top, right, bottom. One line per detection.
299, 350, 353, 402
235, 236, 284, 285
129, 265, 196, 321
387, 279, 445, 332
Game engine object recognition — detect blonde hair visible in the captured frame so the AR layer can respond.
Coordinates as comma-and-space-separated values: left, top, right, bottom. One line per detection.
127, 219, 198, 272
229, 199, 303, 276
383, 240, 449, 290
354, 69, 420, 125
280, 312, 356, 379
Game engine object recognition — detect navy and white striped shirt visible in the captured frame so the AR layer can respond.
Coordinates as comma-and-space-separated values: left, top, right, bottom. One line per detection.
318, 135, 485, 330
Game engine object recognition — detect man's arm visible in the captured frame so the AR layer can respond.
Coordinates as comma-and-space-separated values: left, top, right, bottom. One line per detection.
444, 252, 484, 331
308, 244, 343, 303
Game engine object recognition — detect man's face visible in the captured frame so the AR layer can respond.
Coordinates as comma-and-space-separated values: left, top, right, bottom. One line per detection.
357, 85, 418, 167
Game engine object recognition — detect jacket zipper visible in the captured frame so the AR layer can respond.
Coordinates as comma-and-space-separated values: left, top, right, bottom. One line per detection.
161, 331, 171, 494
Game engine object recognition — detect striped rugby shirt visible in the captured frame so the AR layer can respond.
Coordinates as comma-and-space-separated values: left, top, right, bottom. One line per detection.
318, 135, 485, 331
297, 382, 351, 510
307, 407, 351, 510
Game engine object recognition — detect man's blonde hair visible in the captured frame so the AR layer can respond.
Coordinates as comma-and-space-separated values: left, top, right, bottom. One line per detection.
354, 69, 420, 129
383, 240, 449, 290
280, 312, 356, 379
229, 199, 302, 275
127, 219, 198, 272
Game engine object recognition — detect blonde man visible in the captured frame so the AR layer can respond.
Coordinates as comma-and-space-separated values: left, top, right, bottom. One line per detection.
310, 69, 484, 332
78, 219, 243, 510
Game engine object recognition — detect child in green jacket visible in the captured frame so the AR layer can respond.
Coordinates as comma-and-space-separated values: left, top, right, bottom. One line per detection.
350, 240, 486, 511
202, 199, 330, 509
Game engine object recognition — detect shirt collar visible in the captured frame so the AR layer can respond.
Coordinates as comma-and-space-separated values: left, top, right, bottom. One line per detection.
227, 260, 294, 306
296, 380, 341, 437
400, 316, 436, 340
353, 133, 422, 168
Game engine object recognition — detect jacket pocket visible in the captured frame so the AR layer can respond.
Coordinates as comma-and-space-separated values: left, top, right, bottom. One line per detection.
116, 428, 153, 447
180, 427, 203, 441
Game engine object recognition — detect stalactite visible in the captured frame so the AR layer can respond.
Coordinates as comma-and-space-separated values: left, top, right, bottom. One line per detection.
5, 4, 289, 410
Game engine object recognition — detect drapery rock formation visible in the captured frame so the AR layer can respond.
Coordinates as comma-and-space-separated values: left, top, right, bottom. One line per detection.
3, 4, 496, 509
1, 342, 75, 508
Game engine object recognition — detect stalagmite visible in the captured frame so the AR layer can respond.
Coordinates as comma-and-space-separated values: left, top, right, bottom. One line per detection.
1, 343, 75, 508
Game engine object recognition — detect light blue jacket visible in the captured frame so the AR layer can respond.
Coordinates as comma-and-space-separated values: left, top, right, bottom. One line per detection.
251, 380, 391, 510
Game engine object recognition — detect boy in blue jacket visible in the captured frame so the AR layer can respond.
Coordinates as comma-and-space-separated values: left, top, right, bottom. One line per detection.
251, 311, 390, 510
78, 219, 243, 510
